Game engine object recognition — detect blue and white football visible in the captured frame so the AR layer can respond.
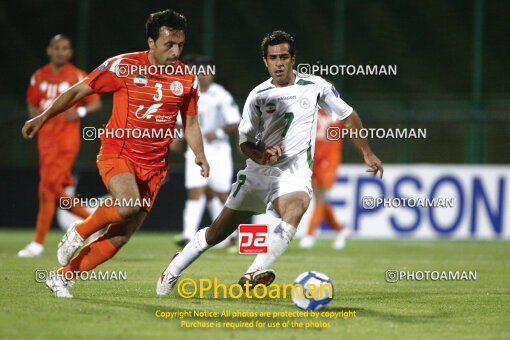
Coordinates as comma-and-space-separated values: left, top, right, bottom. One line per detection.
292, 271, 334, 310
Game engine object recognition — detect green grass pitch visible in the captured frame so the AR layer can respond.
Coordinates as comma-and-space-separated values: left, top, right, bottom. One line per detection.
1, 229, 509, 339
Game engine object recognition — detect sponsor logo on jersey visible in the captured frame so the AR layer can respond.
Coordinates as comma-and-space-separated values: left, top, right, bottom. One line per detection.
135, 103, 163, 120
277, 95, 296, 101
134, 74, 148, 87
170, 81, 184, 96
265, 102, 276, 114
97, 60, 109, 71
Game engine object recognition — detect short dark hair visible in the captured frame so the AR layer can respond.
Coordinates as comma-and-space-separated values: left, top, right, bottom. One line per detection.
146, 9, 187, 41
261, 30, 295, 58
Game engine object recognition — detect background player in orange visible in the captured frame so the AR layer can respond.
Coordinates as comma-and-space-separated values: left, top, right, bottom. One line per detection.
18, 35, 102, 258
300, 106, 351, 250
22, 9, 209, 298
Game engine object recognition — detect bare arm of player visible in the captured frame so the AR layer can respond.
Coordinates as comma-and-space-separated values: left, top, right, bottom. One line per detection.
27, 104, 39, 118
185, 115, 210, 177
21, 81, 94, 139
63, 98, 102, 122
342, 110, 384, 178
240, 142, 285, 165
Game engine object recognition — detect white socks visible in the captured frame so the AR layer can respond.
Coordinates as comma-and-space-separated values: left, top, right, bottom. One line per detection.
246, 221, 297, 273
207, 197, 224, 220
183, 195, 206, 240
169, 227, 211, 277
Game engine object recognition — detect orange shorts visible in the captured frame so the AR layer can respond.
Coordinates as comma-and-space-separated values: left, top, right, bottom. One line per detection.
97, 155, 168, 212
39, 148, 78, 189
312, 156, 340, 189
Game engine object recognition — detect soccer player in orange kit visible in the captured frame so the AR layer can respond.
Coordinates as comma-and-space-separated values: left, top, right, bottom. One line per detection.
22, 9, 209, 298
300, 107, 351, 250
18, 35, 102, 258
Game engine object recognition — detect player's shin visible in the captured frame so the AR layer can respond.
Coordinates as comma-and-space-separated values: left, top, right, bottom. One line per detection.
58, 235, 119, 279
246, 221, 297, 273
75, 205, 123, 239
34, 187, 57, 245
168, 227, 211, 277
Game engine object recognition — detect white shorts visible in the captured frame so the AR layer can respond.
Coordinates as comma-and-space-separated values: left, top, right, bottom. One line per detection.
225, 169, 312, 215
185, 149, 234, 192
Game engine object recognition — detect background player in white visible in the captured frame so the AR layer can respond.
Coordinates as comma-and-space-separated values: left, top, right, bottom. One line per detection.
174, 55, 241, 247
156, 31, 383, 295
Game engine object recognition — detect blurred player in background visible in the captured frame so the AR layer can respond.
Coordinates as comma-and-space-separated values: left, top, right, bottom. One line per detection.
300, 106, 350, 250
22, 9, 208, 298
157, 30, 383, 295
174, 55, 241, 248
17, 35, 102, 258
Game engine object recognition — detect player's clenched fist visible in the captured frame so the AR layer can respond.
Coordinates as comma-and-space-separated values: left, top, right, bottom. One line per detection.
261, 145, 285, 165
22, 116, 44, 139
195, 156, 210, 178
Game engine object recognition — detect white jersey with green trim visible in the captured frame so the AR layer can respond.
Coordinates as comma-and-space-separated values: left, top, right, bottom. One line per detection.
239, 72, 353, 178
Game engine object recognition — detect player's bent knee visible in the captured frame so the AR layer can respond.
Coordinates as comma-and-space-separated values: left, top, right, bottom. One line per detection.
282, 202, 308, 226
108, 234, 130, 249
117, 205, 142, 220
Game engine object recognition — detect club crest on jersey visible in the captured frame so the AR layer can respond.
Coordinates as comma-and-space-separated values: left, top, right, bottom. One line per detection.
134, 74, 148, 87
300, 98, 311, 109
170, 81, 184, 96
264, 102, 276, 114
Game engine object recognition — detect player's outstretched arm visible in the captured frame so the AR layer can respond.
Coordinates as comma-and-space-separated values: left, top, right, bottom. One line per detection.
240, 142, 285, 165
63, 97, 102, 121
342, 110, 384, 178
184, 115, 210, 177
21, 81, 94, 139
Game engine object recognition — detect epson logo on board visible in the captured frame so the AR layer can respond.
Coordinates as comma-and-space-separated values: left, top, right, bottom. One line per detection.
327, 165, 507, 239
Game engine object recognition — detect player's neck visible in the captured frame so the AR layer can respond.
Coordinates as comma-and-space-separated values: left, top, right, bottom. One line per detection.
147, 51, 158, 65
50, 63, 67, 74
271, 72, 296, 88
200, 84, 211, 92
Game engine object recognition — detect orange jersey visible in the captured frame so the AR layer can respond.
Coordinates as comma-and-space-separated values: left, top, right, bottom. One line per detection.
314, 108, 344, 161
84, 51, 199, 169
27, 63, 100, 153
312, 108, 345, 188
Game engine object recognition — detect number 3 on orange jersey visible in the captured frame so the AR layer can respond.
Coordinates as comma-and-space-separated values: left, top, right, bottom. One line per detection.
153, 83, 163, 101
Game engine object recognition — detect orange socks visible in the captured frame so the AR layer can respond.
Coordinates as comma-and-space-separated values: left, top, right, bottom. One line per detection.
324, 205, 344, 231
34, 187, 57, 244
307, 203, 325, 236
76, 206, 123, 240
58, 235, 119, 279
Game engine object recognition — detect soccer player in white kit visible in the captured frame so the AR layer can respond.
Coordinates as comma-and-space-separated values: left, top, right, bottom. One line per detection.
156, 31, 383, 295
176, 55, 241, 246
